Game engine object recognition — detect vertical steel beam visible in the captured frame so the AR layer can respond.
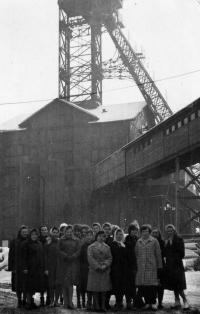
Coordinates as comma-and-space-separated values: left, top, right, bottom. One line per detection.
59, 8, 70, 100
175, 157, 180, 231
91, 19, 102, 104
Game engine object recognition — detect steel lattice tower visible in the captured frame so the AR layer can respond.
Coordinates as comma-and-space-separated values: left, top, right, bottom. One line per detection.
58, 0, 173, 121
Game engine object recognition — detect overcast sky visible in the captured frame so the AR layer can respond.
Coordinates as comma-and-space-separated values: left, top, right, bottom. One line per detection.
0, 0, 200, 124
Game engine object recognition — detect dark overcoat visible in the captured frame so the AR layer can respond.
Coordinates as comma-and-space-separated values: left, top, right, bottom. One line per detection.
8, 237, 26, 292
56, 235, 81, 286
44, 238, 58, 288
164, 234, 186, 291
80, 242, 90, 291
110, 241, 137, 296
135, 236, 162, 286
87, 241, 112, 292
20, 239, 45, 294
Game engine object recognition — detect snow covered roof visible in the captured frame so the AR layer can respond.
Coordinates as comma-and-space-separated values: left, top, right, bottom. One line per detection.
0, 99, 146, 130
87, 101, 146, 123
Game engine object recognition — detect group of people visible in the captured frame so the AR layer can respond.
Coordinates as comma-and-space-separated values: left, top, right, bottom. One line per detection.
8, 220, 190, 311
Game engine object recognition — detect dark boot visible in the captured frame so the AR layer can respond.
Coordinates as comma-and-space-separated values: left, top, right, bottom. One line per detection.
93, 292, 100, 311
86, 292, 92, 311
40, 296, 45, 307
101, 292, 106, 312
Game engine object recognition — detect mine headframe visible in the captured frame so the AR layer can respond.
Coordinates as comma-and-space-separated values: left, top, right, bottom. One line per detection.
58, 0, 173, 122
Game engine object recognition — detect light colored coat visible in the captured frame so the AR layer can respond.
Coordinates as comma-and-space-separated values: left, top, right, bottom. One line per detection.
135, 236, 162, 286
87, 241, 112, 292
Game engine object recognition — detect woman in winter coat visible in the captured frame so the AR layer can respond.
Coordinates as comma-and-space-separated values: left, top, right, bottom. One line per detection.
87, 230, 112, 312
124, 221, 140, 309
135, 224, 162, 311
8, 225, 28, 307
80, 229, 94, 310
20, 228, 45, 310
164, 224, 189, 310
44, 227, 60, 307
110, 228, 137, 311
151, 227, 165, 309
56, 224, 81, 309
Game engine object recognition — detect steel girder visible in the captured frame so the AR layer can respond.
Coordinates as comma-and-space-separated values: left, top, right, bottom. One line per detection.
104, 17, 173, 123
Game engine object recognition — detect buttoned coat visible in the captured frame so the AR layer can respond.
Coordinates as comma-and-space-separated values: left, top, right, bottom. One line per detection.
135, 236, 162, 286
87, 241, 112, 292
56, 235, 81, 286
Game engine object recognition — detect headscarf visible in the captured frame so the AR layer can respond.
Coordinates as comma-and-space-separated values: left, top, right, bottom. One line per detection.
113, 228, 125, 247
165, 224, 176, 245
28, 228, 39, 242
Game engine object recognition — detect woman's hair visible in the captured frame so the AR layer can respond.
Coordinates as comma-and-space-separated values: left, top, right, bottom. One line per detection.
112, 225, 120, 236
39, 225, 47, 234
17, 225, 28, 239
165, 224, 176, 233
151, 227, 163, 240
28, 228, 39, 240
73, 224, 82, 232
92, 222, 101, 229
81, 224, 90, 232
51, 226, 59, 233
102, 222, 112, 229
86, 229, 93, 236
140, 224, 152, 233
95, 230, 105, 241
65, 225, 73, 232
128, 220, 139, 234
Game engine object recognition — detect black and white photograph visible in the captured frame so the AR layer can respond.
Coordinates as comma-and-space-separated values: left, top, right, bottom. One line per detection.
0, 0, 200, 312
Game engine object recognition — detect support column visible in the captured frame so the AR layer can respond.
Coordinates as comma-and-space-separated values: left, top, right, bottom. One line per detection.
175, 157, 180, 231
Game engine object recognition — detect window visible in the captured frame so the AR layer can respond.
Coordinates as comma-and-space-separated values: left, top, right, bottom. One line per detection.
172, 125, 176, 132
191, 113, 195, 120
178, 121, 182, 128
184, 117, 188, 125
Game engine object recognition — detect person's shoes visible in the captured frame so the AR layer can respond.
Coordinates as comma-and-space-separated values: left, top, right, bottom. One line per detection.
143, 304, 151, 310
171, 299, 181, 309
55, 301, 60, 307
158, 302, 164, 309
183, 300, 190, 310
113, 303, 121, 311
127, 301, 136, 310
26, 303, 32, 311
31, 302, 39, 309
77, 301, 82, 308
49, 302, 54, 307
151, 304, 157, 311
46, 297, 51, 306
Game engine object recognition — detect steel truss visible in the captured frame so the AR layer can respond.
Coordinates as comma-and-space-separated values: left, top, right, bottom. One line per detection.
59, 6, 102, 104
104, 17, 173, 123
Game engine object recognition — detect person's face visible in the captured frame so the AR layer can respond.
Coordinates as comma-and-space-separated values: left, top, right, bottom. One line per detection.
151, 229, 159, 239
41, 227, 48, 237
86, 233, 93, 243
130, 229, 138, 237
93, 225, 100, 235
97, 233, 105, 243
52, 229, 59, 239
74, 230, 81, 239
141, 229, 149, 239
65, 228, 73, 238
60, 227, 66, 236
116, 231, 123, 242
166, 227, 174, 238
31, 231, 38, 241
21, 228, 28, 238
82, 228, 87, 238
103, 226, 112, 237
